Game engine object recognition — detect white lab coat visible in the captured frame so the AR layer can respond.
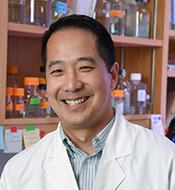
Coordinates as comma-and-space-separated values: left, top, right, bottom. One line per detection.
0, 111, 175, 190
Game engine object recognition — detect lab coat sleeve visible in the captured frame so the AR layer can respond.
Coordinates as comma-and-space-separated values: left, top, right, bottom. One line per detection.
0, 165, 13, 190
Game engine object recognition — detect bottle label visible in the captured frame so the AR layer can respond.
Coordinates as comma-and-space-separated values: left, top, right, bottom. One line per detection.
137, 90, 146, 102
54, 1, 68, 14
40, 101, 49, 109
30, 98, 41, 105
14, 104, 25, 111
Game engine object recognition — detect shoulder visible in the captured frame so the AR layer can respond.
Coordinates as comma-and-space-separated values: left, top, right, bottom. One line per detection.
127, 120, 175, 157
113, 111, 175, 158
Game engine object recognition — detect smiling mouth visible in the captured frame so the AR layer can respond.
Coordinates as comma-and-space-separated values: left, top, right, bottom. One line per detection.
62, 97, 89, 106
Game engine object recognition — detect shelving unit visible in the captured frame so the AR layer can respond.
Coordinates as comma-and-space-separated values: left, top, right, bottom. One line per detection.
0, 0, 172, 132
167, 71, 175, 78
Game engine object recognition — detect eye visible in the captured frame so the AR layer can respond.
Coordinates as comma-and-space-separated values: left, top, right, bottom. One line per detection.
50, 69, 63, 76
79, 66, 94, 72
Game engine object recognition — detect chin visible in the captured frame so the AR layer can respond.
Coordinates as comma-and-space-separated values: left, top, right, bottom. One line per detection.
60, 115, 89, 128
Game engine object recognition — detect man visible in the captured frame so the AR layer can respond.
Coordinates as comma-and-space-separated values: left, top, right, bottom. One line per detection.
0, 15, 175, 190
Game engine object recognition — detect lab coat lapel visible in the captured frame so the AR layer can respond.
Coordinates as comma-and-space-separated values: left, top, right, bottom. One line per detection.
93, 111, 132, 190
43, 125, 79, 190
93, 157, 126, 190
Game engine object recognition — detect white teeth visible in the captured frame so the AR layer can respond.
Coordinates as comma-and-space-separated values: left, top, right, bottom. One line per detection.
65, 97, 87, 105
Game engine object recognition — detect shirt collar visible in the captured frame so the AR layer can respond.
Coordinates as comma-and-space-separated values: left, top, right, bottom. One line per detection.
59, 116, 115, 156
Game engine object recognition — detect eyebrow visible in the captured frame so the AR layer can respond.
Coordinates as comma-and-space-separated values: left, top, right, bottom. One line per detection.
77, 56, 97, 64
48, 56, 97, 69
48, 60, 65, 69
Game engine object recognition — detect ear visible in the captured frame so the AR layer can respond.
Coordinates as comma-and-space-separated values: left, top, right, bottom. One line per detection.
110, 62, 119, 89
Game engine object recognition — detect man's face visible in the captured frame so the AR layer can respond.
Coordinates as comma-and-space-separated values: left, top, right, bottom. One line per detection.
46, 28, 117, 129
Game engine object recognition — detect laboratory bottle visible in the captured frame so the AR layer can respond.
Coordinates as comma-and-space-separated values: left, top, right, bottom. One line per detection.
171, 0, 175, 29
109, 0, 127, 35
25, 0, 52, 26
24, 77, 40, 118
13, 88, 25, 118
52, 0, 71, 23
8, 0, 26, 23
34, 0, 52, 26
112, 89, 124, 113
117, 69, 131, 114
130, 73, 147, 114
39, 78, 50, 117
7, 66, 19, 87
25, 0, 35, 24
6, 87, 14, 118
125, 1, 137, 36
25, 0, 39, 25
94, 0, 111, 31
146, 94, 151, 113
8, 0, 20, 23
135, 0, 150, 38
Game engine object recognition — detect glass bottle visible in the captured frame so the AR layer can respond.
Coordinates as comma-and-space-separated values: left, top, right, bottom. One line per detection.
8, 0, 25, 23
6, 87, 14, 118
13, 88, 25, 118
125, 1, 137, 36
109, 0, 127, 35
8, 0, 20, 23
146, 94, 151, 113
135, 0, 150, 38
7, 66, 19, 87
117, 69, 131, 114
52, 0, 71, 23
130, 73, 147, 114
24, 77, 40, 118
35, 0, 52, 26
25, 0, 35, 24
171, 0, 175, 29
112, 89, 124, 113
94, 0, 110, 31
25, 0, 52, 26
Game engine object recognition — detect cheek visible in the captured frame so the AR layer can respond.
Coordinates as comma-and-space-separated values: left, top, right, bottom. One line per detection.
87, 72, 112, 94
46, 77, 61, 97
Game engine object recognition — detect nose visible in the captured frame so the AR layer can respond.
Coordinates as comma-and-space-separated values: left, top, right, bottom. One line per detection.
63, 69, 83, 92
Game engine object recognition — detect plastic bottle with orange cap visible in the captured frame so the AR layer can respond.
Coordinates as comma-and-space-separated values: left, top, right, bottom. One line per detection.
112, 89, 125, 113
7, 66, 19, 88
6, 87, 14, 118
24, 77, 41, 118
13, 88, 25, 118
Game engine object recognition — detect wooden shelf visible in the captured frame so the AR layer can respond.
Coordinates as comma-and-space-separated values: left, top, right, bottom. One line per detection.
125, 114, 151, 121
3, 114, 151, 125
8, 22, 47, 37
112, 35, 163, 47
8, 23, 163, 48
125, 114, 151, 129
169, 29, 175, 39
3, 117, 59, 125
167, 71, 175, 78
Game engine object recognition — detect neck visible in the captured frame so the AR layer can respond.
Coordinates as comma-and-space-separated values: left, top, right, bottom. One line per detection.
61, 111, 114, 154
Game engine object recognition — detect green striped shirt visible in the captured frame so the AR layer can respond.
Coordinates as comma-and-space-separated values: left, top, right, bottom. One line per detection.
60, 117, 114, 190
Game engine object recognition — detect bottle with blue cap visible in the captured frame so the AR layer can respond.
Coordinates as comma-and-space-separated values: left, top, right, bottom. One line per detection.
52, 0, 72, 23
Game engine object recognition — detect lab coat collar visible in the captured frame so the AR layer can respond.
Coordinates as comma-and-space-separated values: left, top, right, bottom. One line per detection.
42, 124, 79, 190
93, 110, 132, 190
43, 110, 132, 190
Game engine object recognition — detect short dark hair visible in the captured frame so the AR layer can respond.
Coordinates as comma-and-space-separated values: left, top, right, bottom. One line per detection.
41, 14, 115, 72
